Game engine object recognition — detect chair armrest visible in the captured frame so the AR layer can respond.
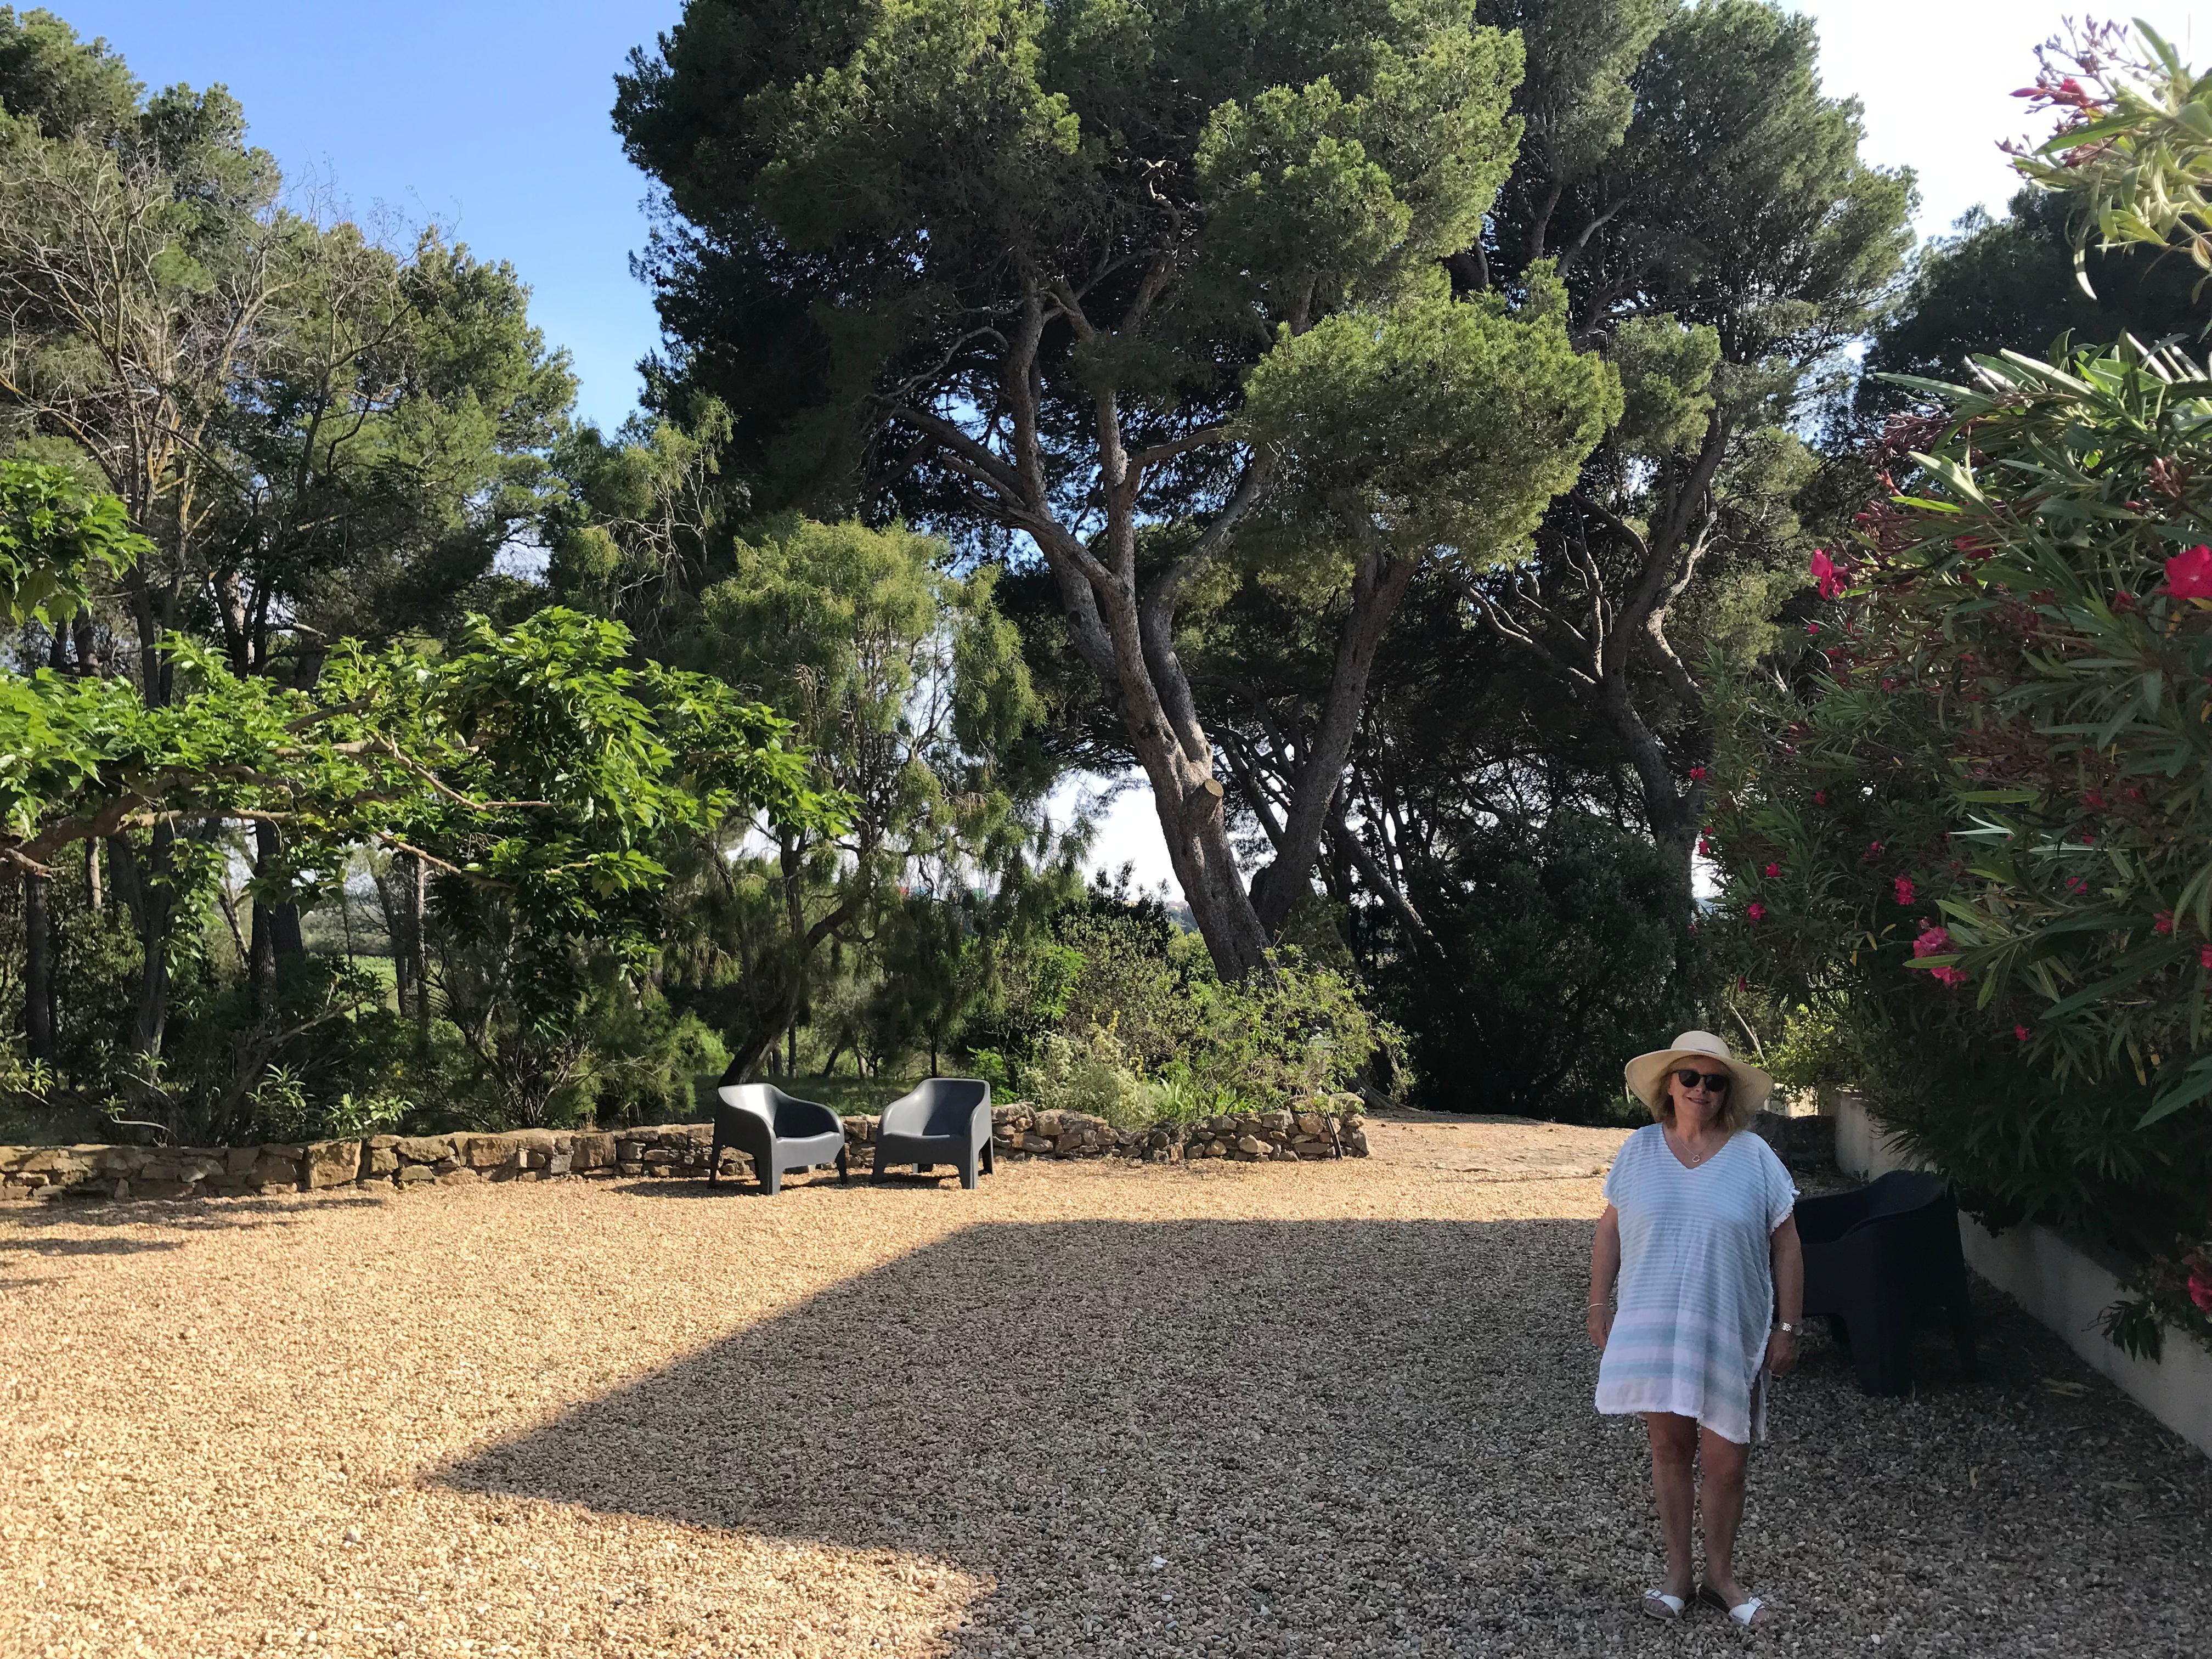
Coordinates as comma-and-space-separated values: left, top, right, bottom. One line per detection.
877, 1088, 927, 1138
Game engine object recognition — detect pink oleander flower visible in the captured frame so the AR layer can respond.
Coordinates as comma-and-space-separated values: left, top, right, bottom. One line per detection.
1929, 964, 1968, 988
1689, 765, 1708, 782
2166, 544, 2212, 600
1764, 862, 1781, 878
2191, 1270, 2212, 1314
1697, 837, 1715, 859
1912, 923, 1953, 958
2015, 1024, 2032, 1042
2200, 944, 2212, 970
1810, 548, 1846, 600
1894, 876, 1916, 906
1746, 901, 1767, 923
1813, 790, 1827, 806
2082, 789, 2108, 811
1805, 620, 1821, 636
2155, 911, 2175, 935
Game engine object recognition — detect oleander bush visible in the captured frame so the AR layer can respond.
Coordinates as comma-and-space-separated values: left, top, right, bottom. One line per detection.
1714, 342, 2212, 1355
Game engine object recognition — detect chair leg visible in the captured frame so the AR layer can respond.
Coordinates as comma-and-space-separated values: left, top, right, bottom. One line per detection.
760, 1158, 782, 1197
837, 1146, 850, 1184
1852, 1302, 1912, 1396
958, 1149, 978, 1190
981, 1136, 995, 1175
707, 1132, 721, 1186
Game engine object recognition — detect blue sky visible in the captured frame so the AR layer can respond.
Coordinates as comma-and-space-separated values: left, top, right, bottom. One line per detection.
55, 1, 685, 433
49, 0, 2212, 891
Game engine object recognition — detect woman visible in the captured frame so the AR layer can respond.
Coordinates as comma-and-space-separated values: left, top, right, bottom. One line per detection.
1588, 1029, 1804, 1629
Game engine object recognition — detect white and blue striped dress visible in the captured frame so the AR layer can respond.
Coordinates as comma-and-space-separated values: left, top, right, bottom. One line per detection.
1595, 1124, 1798, 1444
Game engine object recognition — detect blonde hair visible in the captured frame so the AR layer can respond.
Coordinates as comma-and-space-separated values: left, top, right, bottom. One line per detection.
1649, 1060, 1758, 1135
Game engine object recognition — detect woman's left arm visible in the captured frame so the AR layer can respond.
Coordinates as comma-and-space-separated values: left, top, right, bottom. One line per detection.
1767, 1214, 1804, 1375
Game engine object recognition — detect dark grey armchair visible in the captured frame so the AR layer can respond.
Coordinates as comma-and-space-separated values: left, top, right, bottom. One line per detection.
709, 1084, 849, 1195
1795, 1169, 1977, 1395
873, 1078, 994, 1189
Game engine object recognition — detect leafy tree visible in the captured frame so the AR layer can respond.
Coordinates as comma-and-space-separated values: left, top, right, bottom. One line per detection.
0, 8, 137, 142
614, 513, 1052, 1080
0, 16, 575, 1055
1437, 0, 1910, 916
542, 398, 734, 654
615, 0, 1619, 977
0, 458, 838, 1135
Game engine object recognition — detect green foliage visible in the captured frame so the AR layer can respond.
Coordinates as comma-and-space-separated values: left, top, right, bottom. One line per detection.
1237, 268, 1621, 568
0, 459, 144, 624
1611, 312, 1720, 456
1714, 336, 2212, 1352
0, 8, 140, 140
1182, 947, 1384, 1106
1859, 187, 2204, 431
1380, 813, 1685, 1122
2012, 22, 2212, 291
1018, 1027, 1154, 1130
1050, 904, 1205, 1072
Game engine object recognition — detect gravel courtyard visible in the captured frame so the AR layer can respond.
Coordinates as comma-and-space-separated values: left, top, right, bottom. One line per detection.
3, 1140, 2208, 1658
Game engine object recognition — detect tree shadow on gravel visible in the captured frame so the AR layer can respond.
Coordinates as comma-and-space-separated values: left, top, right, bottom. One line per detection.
0, 1231, 185, 1257
437, 1219, 2212, 1658
0, 1193, 388, 1239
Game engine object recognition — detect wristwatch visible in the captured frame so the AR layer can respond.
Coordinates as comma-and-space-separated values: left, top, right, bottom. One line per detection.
1775, 1321, 1799, 1335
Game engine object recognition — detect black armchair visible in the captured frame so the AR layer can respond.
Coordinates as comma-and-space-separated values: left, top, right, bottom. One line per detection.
709, 1084, 849, 1195
873, 1078, 994, 1189
1795, 1170, 1977, 1396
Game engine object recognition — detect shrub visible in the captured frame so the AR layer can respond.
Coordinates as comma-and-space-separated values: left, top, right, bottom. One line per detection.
1713, 23, 2212, 1356
1017, 1029, 1153, 1130
1714, 353, 2212, 1353
1381, 814, 1688, 1123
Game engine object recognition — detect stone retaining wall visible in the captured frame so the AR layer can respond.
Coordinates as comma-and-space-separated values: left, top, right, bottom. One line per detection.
0, 1101, 1369, 1204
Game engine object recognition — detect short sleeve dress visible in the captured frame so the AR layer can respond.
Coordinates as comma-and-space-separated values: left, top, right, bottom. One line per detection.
1594, 1124, 1798, 1444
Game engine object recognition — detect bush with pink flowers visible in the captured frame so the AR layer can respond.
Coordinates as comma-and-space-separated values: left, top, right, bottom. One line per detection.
1709, 23, 2212, 1357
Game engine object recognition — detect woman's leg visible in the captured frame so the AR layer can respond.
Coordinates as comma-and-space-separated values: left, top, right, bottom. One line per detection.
1696, 1424, 1751, 1603
1644, 1413, 1699, 1598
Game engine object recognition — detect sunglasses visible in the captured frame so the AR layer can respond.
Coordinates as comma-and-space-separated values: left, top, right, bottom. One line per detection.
1673, 1068, 1731, 1093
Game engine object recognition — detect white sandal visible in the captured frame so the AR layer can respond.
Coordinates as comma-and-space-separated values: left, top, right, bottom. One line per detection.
1698, 1584, 1770, 1627
1640, 1589, 1689, 1620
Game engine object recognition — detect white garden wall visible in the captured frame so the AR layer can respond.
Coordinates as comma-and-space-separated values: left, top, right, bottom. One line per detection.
1832, 1093, 2212, 1459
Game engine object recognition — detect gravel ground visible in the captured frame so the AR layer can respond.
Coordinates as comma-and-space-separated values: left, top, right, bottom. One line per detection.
2, 1155, 2208, 1659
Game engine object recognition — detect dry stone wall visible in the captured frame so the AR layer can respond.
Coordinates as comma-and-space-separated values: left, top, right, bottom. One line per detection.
0, 1099, 1369, 1204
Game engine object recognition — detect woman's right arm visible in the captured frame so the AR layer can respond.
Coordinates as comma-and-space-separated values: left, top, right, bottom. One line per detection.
1588, 1203, 1622, 1348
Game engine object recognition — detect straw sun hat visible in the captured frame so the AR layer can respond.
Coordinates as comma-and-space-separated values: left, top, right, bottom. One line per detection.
1623, 1029, 1775, 1120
